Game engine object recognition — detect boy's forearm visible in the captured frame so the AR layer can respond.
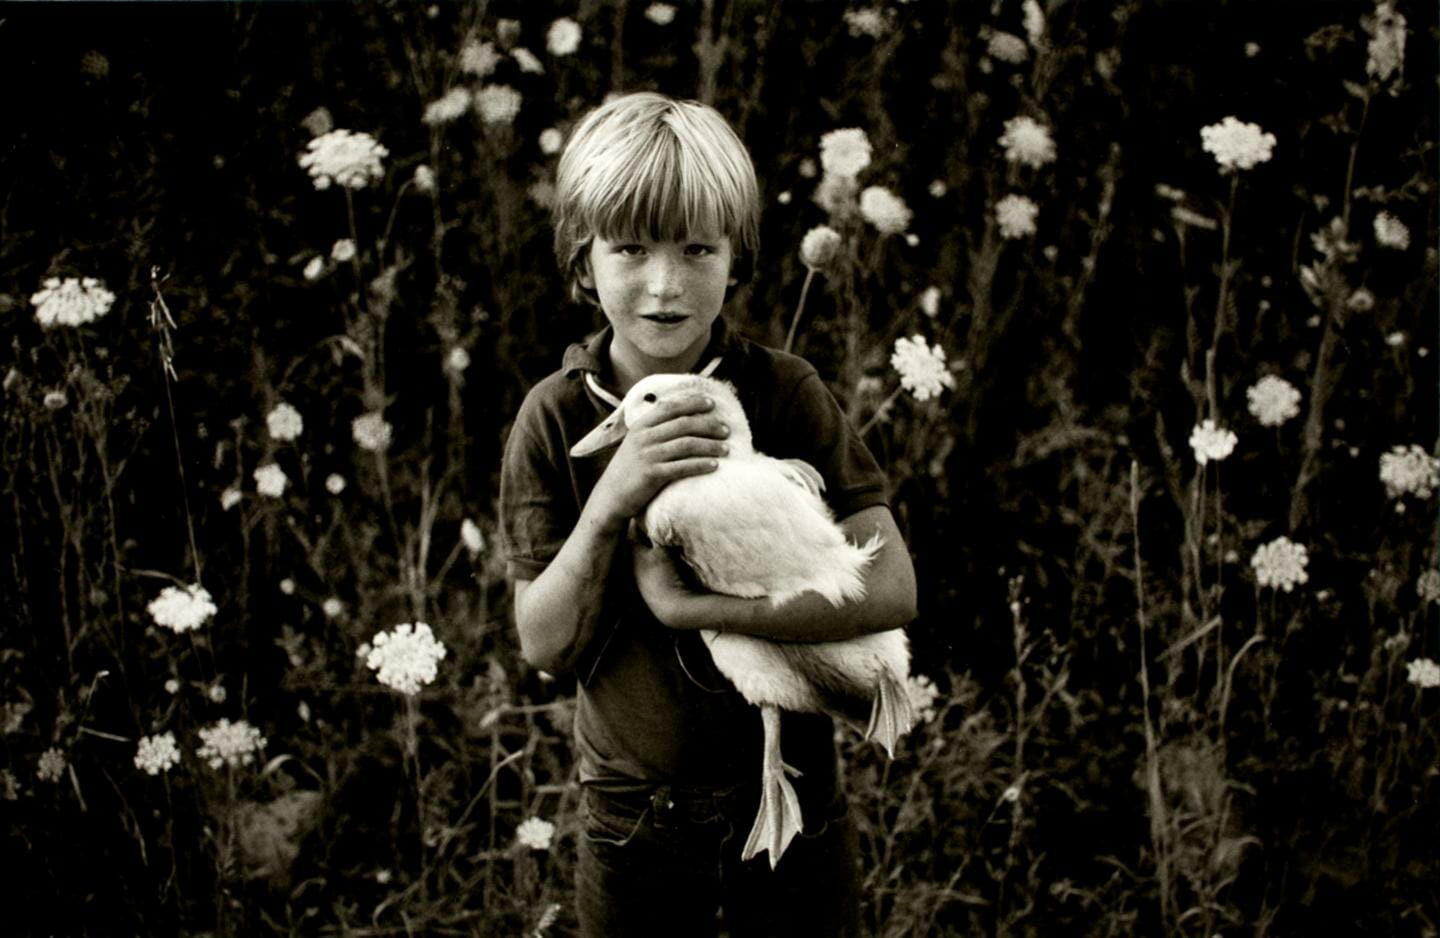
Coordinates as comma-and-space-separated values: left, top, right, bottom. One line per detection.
515, 502, 626, 672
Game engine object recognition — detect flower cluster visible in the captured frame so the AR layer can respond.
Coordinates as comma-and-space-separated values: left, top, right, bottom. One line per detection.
459, 40, 501, 78
546, 17, 582, 56
1245, 376, 1301, 427
987, 31, 1028, 64
1417, 570, 1440, 605
134, 732, 181, 775
475, 85, 523, 125
859, 186, 911, 235
423, 88, 471, 126
843, 8, 888, 39
1379, 444, 1439, 499
196, 718, 267, 770
352, 411, 393, 452
995, 194, 1039, 239
31, 276, 116, 328
147, 583, 218, 634
1251, 537, 1309, 593
907, 674, 940, 724
800, 225, 842, 269
37, 747, 66, 783
1406, 658, 1440, 689
298, 129, 389, 191
515, 816, 557, 851
1199, 117, 1276, 172
1373, 211, 1410, 250
366, 622, 448, 695
254, 462, 289, 498
1022, 0, 1045, 45
999, 116, 1056, 168
645, 3, 676, 25
819, 128, 872, 178
1189, 420, 1238, 465
266, 402, 303, 442
891, 336, 956, 402
330, 239, 356, 263
1364, 2, 1406, 83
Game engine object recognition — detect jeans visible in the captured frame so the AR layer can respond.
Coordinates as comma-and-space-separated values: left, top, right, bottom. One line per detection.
575, 781, 863, 937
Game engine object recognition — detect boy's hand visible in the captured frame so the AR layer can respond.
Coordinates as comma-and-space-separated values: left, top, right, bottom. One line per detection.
632, 541, 705, 630
588, 394, 729, 530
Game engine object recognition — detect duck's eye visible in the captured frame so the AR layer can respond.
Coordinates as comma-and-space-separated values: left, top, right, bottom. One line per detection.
643, 393, 657, 403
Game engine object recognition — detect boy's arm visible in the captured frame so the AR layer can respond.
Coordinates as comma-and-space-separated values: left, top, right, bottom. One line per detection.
512, 394, 731, 672
632, 504, 917, 642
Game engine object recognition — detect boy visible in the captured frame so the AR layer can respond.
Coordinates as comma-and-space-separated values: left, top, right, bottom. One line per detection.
499, 92, 916, 936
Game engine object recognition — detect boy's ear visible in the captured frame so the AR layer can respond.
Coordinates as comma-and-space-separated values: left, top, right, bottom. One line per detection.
576, 255, 595, 290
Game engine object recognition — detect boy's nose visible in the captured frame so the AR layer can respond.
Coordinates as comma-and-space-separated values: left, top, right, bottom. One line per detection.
646, 256, 683, 298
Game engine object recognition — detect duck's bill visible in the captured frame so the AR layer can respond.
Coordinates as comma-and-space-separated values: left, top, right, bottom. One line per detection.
570, 412, 629, 457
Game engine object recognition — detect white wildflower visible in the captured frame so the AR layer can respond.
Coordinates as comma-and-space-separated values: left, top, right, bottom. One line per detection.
196, 718, 266, 770
512, 47, 545, 74
538, 127, 565, 155
799, 225, 843, 269
164, 678, 180, 694
907, 674, 940, 724
458, 39, 501, 78
1373, 211, 1410, 249
1379, 444, 1439, 499
1347, 287, 1375, 312
208, 683, 227, 704
325, 473, 346, 495
645, 3, 676, 25
496, 18, 521, 45
461, 518, 485, 556
813, 172, 858, 217
423, 88, 472, 126
1251, 537, 1309, 592
1364, 2, 1406, 83
475, 85, 522, 125
322, 597, 344, 619
819, 128, 872, 178
516, 815, 557, 851
303, 256, 325, 281
1417, 570, 1440, 605
546, 17, 582, 56
995, 193, 1039, 239
1406, 658, 1440, 689
999, 115, 1057, 168
859, 186, 911, 235
1245, 376, 1301, 427
987, 31, 1028, 64
254, 462, 289, 498
330, 238, 356, 263
147, 583, 218, 634
1199, 117, 1276, 173
135, 732, 181, 775
445, 346, 471, 375
266, 402, 303, 442
798, 157, 817, 179
928, 179, 947, 198
365, 622, 448, 695
279, 578, 295, 596
298, 129, 389, 191
31, 276, 116, 328
37, 747, 66, 783
844, 8, 888, 38
43, 389, 68, 411
777, 191, 792, 205
413, 164, 436, 194
1022, 0, 1045, 45
352, 411, 393, 453
919, 286, 941, 318
891, 336, 956, 403
1189, 419, 1238, 465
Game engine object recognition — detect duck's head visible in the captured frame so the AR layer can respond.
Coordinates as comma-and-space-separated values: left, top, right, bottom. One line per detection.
570, 373, 751, 457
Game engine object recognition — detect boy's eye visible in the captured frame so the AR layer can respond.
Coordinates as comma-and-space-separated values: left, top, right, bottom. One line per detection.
617, 244, 645, 256
685, 244, 715, 256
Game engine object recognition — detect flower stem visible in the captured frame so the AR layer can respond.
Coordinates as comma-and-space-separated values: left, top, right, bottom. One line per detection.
783, 268, 817, 354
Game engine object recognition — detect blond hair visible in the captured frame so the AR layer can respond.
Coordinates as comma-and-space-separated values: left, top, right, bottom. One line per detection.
553, 92, 761, 305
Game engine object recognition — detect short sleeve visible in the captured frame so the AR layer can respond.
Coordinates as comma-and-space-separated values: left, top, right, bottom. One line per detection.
499, 395, 576, 582
765, 370, 889, 521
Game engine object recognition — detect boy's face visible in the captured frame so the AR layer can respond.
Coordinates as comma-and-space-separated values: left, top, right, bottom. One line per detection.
581, 232, 736, 382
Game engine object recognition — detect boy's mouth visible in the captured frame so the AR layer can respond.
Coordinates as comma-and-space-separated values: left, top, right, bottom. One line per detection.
641, 313, 688, 325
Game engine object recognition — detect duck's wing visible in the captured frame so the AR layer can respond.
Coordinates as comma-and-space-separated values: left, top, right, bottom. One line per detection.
776, 458, 826, 498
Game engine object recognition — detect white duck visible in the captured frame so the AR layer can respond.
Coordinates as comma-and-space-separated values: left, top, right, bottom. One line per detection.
570, 371, 915, 868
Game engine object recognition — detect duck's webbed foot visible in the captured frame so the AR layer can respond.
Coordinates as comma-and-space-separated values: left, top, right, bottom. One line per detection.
741, 706, 804, 869
865, 671, 917, 759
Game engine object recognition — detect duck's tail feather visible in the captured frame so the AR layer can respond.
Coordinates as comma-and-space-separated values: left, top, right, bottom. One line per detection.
865, 670, 916, 759
741, 705, 804, 869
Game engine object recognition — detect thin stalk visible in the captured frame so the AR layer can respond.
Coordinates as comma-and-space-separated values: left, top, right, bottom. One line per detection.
783, 268, 817, 354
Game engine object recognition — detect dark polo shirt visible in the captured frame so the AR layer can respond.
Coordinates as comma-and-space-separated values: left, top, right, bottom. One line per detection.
499, 317, 889, 791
